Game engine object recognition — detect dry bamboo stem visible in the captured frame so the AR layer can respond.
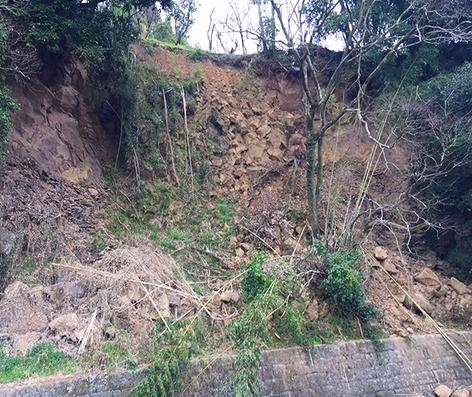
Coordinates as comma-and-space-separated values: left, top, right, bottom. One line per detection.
162, 88, 179, 185
181, 87, 194, 190
78, 310, 97, 355
139, 282, 171, 332
290, 222, 307, 265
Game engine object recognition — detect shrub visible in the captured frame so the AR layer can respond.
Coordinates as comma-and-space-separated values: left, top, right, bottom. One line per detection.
242, 252, 272, 302
323, 249, 378, 321
134, 320, 205, 397
230, 254, 322, 396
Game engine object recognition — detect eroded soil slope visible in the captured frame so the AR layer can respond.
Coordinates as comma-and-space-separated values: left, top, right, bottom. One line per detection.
0, 46, 470, 363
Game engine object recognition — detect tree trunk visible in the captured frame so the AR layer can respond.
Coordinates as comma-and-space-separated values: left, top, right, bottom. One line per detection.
306, 118, 318, 236
314, 134, 324, 237
257, 3, 267, 52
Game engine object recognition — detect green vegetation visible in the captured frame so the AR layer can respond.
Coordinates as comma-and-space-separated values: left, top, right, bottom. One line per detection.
0, 342, 74, 384
134, 321, 204, 397
84, 331, 139, 371
229, 253, 322, 397
0, 82, 18, 162
242, 251, 272, 302
322, 249, 378, 321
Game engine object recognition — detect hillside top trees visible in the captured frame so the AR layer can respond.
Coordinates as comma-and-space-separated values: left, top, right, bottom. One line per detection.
259, 0, 472, 243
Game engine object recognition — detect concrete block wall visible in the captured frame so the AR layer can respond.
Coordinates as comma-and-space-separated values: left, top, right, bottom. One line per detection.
0, 332, 471, 397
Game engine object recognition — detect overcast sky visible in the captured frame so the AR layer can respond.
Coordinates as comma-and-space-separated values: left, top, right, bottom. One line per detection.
187, 1, 343, 54
188, 0, 258, 53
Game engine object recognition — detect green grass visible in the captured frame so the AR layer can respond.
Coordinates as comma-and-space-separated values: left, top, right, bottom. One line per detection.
0, 343, 75, 384
82, 331, 139, 372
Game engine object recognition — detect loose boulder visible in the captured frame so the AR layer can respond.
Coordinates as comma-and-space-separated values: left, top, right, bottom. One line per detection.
374, 246, 388, 261
414, 268, 441, 287
449, 277, 469, 295
12, 332, 42, 355
0, 281, 49, 334
49, 313, 80, 339
383, 259, 399, 274
434, 385, 453, 397
403, 293, 434, 315
452, 389, 470, 397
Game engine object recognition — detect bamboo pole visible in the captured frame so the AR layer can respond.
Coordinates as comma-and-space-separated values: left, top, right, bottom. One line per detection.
162, 88, 179, 185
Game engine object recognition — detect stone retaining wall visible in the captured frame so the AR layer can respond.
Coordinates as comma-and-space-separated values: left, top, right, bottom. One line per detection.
0, 332, 471, 397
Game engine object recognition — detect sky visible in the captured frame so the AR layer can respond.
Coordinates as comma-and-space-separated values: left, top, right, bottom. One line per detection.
188, 0, 258, 53
187, 1, 344, 54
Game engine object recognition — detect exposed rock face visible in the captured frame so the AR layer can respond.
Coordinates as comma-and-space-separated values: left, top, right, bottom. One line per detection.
7, 58, 114, 183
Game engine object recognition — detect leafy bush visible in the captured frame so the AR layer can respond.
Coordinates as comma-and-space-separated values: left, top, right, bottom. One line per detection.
242, 252, 272, 302
322, 249, 378, 321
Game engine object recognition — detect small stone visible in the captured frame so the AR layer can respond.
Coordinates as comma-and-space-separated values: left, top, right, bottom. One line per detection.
49, 313, 80, 336
220, 290, 240, 304
306, 300, 319, 321
414, 268, 441, 287
374, 246, 388, 261
156, 293, 171, 318
459, 294, 472, 309
452, 389, 470, 397
104, 325, 117, 339
240, 243, 252, 252
433, 285, 449, 298
236, 248, 245, 257
12, 332, 41, 355
45, 281, 86, 303
449, 277, 469, 295
88, 187, 99, 197
434, 385, 453, 397
294, 224, 304, 235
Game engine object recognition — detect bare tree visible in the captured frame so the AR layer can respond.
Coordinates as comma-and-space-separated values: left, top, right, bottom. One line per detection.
224, 4, 251, 54
207, 8, 216, 52
172, 0, 197, 45
266, 0, 472, 241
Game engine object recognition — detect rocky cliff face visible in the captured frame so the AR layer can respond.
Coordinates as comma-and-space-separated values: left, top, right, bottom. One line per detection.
0, 58, 114, 288
7, 58, 114, 183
